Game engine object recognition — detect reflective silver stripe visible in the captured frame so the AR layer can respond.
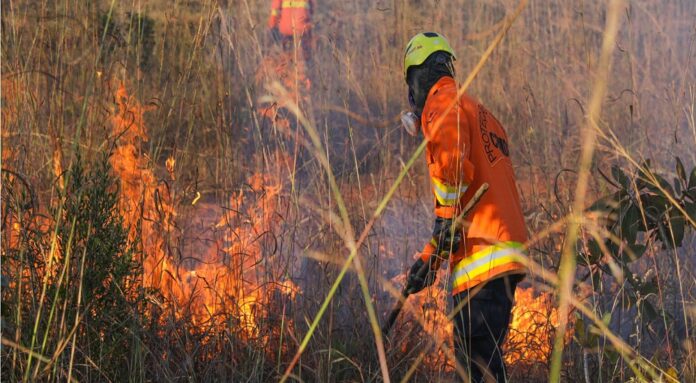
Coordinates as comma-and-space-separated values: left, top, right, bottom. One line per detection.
433, 187, 462, 202
432, 182, 468, 205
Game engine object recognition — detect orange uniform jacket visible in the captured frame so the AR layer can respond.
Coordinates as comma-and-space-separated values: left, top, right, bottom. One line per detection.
268, 0, 313, 37
418, 77, 527, 296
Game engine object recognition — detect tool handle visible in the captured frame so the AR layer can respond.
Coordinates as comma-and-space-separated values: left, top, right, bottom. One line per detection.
382, 288, 408, 336
381, 182, 489, 336
382, 256, 435, 334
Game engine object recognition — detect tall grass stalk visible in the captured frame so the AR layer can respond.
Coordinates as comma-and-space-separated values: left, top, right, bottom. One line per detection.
2, 0, 695, 381
551, 0, 624, 380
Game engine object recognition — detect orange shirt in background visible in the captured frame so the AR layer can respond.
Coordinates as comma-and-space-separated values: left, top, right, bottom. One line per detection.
268, 0, 313, 37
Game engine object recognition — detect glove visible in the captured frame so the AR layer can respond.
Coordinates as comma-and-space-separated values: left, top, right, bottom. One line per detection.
431, 217, 461, 257
268, 27, 281, 43
406, 257, 437, 294
406, 218, 461, 294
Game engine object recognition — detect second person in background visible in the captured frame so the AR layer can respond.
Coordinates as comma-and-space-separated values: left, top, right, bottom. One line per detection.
267, 0, 314, 61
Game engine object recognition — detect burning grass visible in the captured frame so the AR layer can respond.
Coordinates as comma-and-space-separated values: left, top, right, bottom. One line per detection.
2, 0, 696, 381
506, 287, 571, 374
110, 82, 300, 344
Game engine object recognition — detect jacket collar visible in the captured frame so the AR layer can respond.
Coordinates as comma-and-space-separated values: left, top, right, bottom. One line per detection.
427, 76, 455, 99
421, 76, 456, 125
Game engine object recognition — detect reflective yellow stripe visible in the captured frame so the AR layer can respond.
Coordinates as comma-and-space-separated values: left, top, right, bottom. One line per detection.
453, 254, 524, 287
271, 9, 279, 16
281, 0, 309, 8
453, 242, 523, 269
431, 177, 468, 206
452, 242, 525, 289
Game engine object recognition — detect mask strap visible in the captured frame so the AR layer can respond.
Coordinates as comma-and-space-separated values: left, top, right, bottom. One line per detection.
408, 90, 421, 118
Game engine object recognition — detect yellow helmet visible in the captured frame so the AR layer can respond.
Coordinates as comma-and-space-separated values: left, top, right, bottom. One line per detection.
403, 32, 457, 79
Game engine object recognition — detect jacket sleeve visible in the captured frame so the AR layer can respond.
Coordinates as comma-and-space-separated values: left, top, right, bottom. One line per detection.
423, 98, 475, 220
268, 0, 282, 29
418, 238, 442, 265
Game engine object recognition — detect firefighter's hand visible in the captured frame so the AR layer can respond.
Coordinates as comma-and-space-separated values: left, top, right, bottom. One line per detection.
432, 217, 461, 257
406, 258, 437, 294
268, 27, 281, 43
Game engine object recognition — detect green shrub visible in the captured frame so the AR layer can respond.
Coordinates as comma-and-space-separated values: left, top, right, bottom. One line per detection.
1, 153, 146, 382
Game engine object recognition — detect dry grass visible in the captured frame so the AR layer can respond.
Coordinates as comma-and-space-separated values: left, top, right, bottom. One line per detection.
2, 0, 695, 382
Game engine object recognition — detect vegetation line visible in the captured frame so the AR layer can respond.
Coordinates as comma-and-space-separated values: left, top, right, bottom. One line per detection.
551, 0, 624, 380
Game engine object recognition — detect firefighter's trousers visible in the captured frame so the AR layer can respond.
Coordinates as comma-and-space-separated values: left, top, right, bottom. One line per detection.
453, 275, 521, 383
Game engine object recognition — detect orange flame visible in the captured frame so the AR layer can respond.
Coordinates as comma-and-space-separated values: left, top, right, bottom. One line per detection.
256, 50, 311, 128
1, 78, 21, 165
506, 287, 574, 367
108, 82, 299, 342
392, 274, 572, 372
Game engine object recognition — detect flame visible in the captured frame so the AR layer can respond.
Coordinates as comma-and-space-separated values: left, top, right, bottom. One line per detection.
389, 272, 454, 371
256, 50, 311, 132
108, 82, 299, 343
505, 287, 574, 367
1, 78, 21, 165
1, 78, 56, 276
165, 156, 175, 180
421, 288, 455, 370
391, 274, 572, 372
109, 83, 172, 292
256, 50, 310, 98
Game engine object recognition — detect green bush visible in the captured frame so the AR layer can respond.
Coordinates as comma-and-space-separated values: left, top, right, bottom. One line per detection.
1, 153, 146, 382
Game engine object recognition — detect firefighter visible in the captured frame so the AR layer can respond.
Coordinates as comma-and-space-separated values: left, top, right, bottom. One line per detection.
401, 32, 528, 382
267, 0, 314, 61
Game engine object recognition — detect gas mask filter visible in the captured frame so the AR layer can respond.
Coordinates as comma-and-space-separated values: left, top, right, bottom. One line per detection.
401, 89, 420, 136
400, 110, 420, 136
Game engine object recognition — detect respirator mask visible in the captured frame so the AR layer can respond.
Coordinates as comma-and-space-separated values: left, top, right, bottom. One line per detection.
400, 90, 421, 136
401, 51, 455, 137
